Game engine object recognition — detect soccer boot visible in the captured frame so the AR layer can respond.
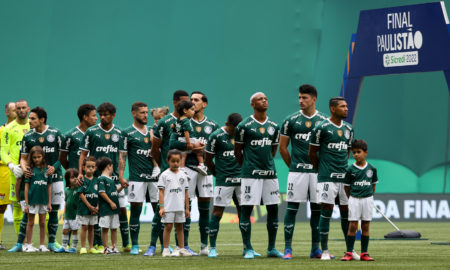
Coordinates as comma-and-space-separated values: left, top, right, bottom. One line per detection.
8, 243, 23, 252
104, 248, 114, 255
243, 249, 255, 259
243, 248, 261, 257
267, 248, 283, 258
54, 247, 67, 253
341, 252, 353, 261
54, 241, 62, 249
79, 247, 88, 254
39, 245, 50, 252
130, 245, 140, 255
66, 247, 77, 253
24, 244, 37, 252
144, 246, 156, 256
282, 248, 292, 260
360, 252, 374, 261
122, 243, 132, 252
208, 247, 218, 258
47, 243, 58, 252
184, 246, 198, 256
321, 250, 331, 260
310, 248, 322, 258
352, 250, 360, 260
112, 247, 120, 254
199, 246, 209, 256
0, 242, 6, 250
89, 247, 102, 254
179, 248, 193, 256
96, 245, 105, 252
162, 248, 171, 257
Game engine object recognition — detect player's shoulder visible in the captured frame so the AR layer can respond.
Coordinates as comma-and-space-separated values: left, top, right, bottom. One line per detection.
366, 162, 377, 171
316, 110, 328, 119
204, 116, 219, 127
284, 111, 301, 122
343, 121, 353, 130
162, 114, 176, 124
316, 118, 330, 129
239, 116, 254, 128
122, 125, 135, 135
23, 129, 36, 138
112, 125, 122, 133
47, 126, 61, 134
267, 117, 279, 128
86, 124, 100, 133
209, 127, 223, 137
3, 120, 16, 131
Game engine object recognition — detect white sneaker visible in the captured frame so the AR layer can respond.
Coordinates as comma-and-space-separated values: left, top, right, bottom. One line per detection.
162, 248, 171, 257
352, 250, 360, 260
199, 246, 209, 256
179, 248, 193, 256
24, 244, 37, 252
196, 164, 208, 176
321, 250, 331, 260
171, 248, 180, 257
112, 247, 120, 254
39, 245, 50, 252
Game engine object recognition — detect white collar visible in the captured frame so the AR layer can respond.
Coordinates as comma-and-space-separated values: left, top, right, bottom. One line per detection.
251, 115, 268, 125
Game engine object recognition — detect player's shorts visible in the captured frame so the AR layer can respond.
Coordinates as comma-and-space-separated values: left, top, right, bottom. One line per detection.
213, 186, 241, 207
348, 196, 374, 221
128, 181, 158, 203
99, 214, 120, 229
29, 204, 48, 214
185, 167, 213, 199
51, 181, 65, 205
317, 182, 348, 205
63, 219, 81, 230
0, 166, 11, 205
161, 211, 185, 223
240, 178, 280, 206
286, 172, 318, 203
77, 215, 98, 226
115, 184, 126, 208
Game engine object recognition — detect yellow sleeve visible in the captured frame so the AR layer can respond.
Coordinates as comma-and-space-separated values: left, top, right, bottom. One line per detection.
0, 125, 11, 165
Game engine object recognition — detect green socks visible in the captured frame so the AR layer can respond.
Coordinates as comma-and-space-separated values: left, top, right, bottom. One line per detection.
119, 211, 130, 247
346, 235, 356, 252
319, 209, 332, 251
48, 205, 59, 243
17, 213, 27, 244
94, 223, 102, 246
361, 235, 369, 253
284, 202, 299, 250
239, 206, 253, 250
209, 214, 221, 248
150, 204, 162, 247
340, 210, 349, 242
266, 204, 279, 251
310, 203, 321, 251
130, 205, 142, 246
198, 201, 210, 247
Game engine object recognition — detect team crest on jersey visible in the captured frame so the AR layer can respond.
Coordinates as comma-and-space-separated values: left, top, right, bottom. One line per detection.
204, 125, 212, 134
337, 130, 343, 137
179, 178, 185, 185
305, 121, 312, 128
144, 137, 149, 143
105, 134, 111, 140
47, 134, 55, 142
112, 134, 119, 142
344, 129, 350, 139
267, 126, 275, 135
195, 126, 202, 133
94, 184, 98, 191
315, 121, 321, 127
38, 137, 45, 143
259, 127, 265, 134
366, 169, 373, 178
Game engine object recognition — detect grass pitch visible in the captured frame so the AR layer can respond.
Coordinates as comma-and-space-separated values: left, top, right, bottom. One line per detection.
0, 221, 449, 269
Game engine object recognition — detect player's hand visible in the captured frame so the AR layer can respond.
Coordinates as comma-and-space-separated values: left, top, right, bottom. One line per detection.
10, 164, 24, 178
76, 174, 84, 186
47, 204, 52, 212
46, 165, 55, 176
119, 177, 128, 188
24, 205, 29, 214
23, 166, 32, 179
110, 202, 117, 210
89, 206, 98, 215
185, 209, 190, 219
192, 145, 205, 153
151, 166, 161, 177
159, 207, 165, 217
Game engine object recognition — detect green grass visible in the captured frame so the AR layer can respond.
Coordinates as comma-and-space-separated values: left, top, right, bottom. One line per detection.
1, 222, 449, 269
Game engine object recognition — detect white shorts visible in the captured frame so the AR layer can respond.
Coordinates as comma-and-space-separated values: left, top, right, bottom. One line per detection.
20, 200, 26, 212
185, 167, 213, 199
29, 204, 48, 214
76, 215, 98, 226
348, 196, 374, 221
99, 214, 120, 229
214, 186, 241, 207
161, 211, 185, 223
286, 172, 318, 203
240, 179, 280, 206
317, 182, 348, 205
63, 219, 80, 230
116, 184, 126, 208
128, 181, 158, 203
51, 181, 65, 205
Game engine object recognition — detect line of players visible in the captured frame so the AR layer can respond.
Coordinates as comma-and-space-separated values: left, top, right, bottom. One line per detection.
0, 86, 377, 260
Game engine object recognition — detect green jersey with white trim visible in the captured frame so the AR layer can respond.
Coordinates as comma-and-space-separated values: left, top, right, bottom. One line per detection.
235, 116, 280, 179
152, 113, 177, 171
21, 126, 64, 182
98, 175, 120, 216
77, 177, 99, 215
169, 118, 193, 151
122, 125, 155, 182
205, 127, 241, 186
186, 116, 219, 168
310, 119, 353, 183
280, 110, 327, 173
64, 187, 79, 220
25, 167, 51, 205
344, 163, 378, 198
62, 126, 85, 169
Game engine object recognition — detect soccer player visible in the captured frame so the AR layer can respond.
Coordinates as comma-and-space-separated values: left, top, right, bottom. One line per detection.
148, 90, 189, 256
184, 91, 219, 255
3, 100, 30, 252
20, 106, 64, 251
0, 102, 16, 249
119, 102, 160, 255
309, 97, 354, 260
235, 92, 282, 259
78, 102, 130, 251
205, 113, 243, 258
341, 139, 377, 261
279, 84, 327, 259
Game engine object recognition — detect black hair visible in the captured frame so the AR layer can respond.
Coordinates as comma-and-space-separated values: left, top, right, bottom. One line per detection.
77, 104, 96, 122
167, 149, 182, 161
329, 97, 346, 107
96, 157, 113, 173
177, 100, 195, 116
173, 90, 189, 101
191, 91, 208, 103
131, 102, 148, 112
84, 156, 97, 166
30, 106, 47, 124
64, 168, 79, 188
351, 139, 368, 152
227, 113, 243, 127
299, 84, 317, 97
97, 102, 116, 114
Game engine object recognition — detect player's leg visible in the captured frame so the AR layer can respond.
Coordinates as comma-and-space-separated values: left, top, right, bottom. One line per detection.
338, 183, 349, 240
208, 206, 224, 250
101, 228, 109, 252
317, 182, 337, 260
145, 182, 163, 256
128, 181, 145, 255
0, 168, 11, 249
308, 173, 321, 257
93, 219, 103, 251
80, 222, 88, 252
8, 200, 27, 252
25, 212, 35, 247
0, 204, 6, 249
182, 168, 198, 253
262, 178, 281, 258
48, 181, 64, 250
161, 212, 173, 257
12, 200, 23, 235
197, 173, 213, 255
111, 228, 118, 251
360, 196, 374, 261
71, 228, 79, 252
117, 186, 130, 250
38, 212, 46, 249
239, 178, 262, 258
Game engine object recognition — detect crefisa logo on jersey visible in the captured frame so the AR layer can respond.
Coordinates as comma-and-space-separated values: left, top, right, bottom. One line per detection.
47, 134, 55, 142
112, 134, 119, 142
267, 126, 275, 135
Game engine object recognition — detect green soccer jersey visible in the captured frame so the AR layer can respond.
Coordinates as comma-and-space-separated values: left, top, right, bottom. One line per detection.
345, 162, 378, 198
169, 118, 193, 151
281, 110, 327, 173
152, 113, 177, 171
62, 126, 85, 169
98, 175, 120, 216
81, 124, 125, 182
77, 177, 99, 216
186, 116, 219, 168
64, 187, 79, 220
310, 119, 354, 183
235, 116, 280, 179
205, 127, 241, 186
123, 125, 155, 182
25, 167, 51, 205
21, 126, 63, 182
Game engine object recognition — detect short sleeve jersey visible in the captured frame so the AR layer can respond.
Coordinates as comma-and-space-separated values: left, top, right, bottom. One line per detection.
64, 187, 79, 220
344, 163, 378, 198
80, 124, 125, 182
61, 126, 85, 169
281, 110, 327, 172
152, 113, 177, 170
25, 167, 51, 205
157, 169, 189, 212
21, 126, 64, 182
235, 116, 280, 179
1, 120, 30, 166
186, 116, 219, 168
98, 175, 120, 216
123, 125, 155, 182
310, 119, 354, 183
205, 127, 241, 186
77, 177, 99, 216
169, 118, 193, 150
